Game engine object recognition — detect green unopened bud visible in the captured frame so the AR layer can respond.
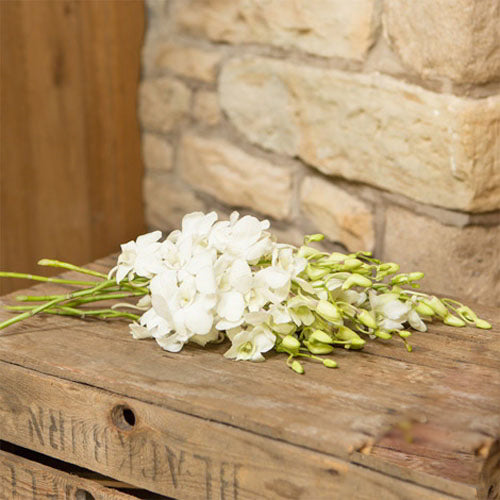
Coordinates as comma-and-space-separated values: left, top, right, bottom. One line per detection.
326, 252, 347, 263
291, 360, 304, 374
344, 338, 366, 350
443, 314, 466, 327
316, 300, 340, 322
408, 272, 424, 281
375, 330, 392, 340
298, 246, 323, 259
304, 233, 325, 244
341, 274, 372, 290
306, 265, 329, 280
304, 341, 334, 354
310, 329, 333, 344
475, 318, 492, 330
376, 262, 400, 279
379, 262, 400, 273
357, 310, 377, 329
323, 359, 338, 368
390, 274, 410, 285
281, 335, 300, 351
398, 330, 412, 338
456, 306, 478, 323
335, 326, 366, 349
426, 296, 448, 318
343, 258, 363, 270
415, 302, 434, 317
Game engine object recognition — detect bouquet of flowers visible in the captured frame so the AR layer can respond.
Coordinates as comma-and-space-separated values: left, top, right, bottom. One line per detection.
0, 211, 491, 373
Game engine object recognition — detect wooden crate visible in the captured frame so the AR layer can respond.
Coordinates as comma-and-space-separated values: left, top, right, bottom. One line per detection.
0, 256, 499, 499
0, 448, 136, 499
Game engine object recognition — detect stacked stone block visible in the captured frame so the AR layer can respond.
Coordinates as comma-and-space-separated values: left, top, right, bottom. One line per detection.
139, 0, 500, 306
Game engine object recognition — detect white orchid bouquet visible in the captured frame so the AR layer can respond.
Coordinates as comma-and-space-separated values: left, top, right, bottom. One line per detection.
0, 211, 491, 373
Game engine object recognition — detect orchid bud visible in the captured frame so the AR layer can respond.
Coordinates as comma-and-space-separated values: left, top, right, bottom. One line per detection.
336, 326, 366, 349
341, 274, 372, 290
344, 338, 366, 349
306, 265, 329, 280
304, 341, 334, 354
291, 360, 304, 374
376, 262, 400, 279
323, 359, 338, 368
398, 330, 412, 338
426, 296, 448, 318
343, 258, 363, 270
281, 335, 301, 352
475, 319, 492, 330
310, 329, 333, 344
298, 246, 323, 259
322, 252, 347, 265
357, 310, 377, 329
390, 274, 410, 285
456, 306, 477, 323
415, 302, 434, 317
408, 272, 424, 281
316, 300, 340, 322
304, 234, 325, 244
443, 314, 466, 327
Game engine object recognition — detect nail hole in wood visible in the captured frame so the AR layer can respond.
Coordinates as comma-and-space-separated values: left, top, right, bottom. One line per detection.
111, 404, 136, 430
75, 490, 95, 500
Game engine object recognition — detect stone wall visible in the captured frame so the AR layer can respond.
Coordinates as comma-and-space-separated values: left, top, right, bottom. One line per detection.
139, 0, 500, 306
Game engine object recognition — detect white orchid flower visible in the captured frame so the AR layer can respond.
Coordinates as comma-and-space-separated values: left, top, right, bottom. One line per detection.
368, 291, 424, 332
209, 212, 273, 264
110, 231, 164, 283
147, 271, 216, 352
129, 322, 153, 339
224, 325, 276, 362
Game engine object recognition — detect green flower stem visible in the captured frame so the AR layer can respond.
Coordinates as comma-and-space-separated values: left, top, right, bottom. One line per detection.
0, 280, 114, 331
7, 305, 140, 321
37, 259, 108, 279
0, 271, 98, 287
16, 286, 126, 301
55, 306, 140, 320
65, 291, 146, 307
121, 282, 150, 294
7, 290, 146, 310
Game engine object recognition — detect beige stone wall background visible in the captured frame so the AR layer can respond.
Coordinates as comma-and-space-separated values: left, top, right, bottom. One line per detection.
139, 0, 500, 306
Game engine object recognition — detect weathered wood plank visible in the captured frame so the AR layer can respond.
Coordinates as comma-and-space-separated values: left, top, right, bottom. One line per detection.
0, 361, 461, 499
0, 448, 135, 500
0, 1, 145, 295
0, 256, 498, 498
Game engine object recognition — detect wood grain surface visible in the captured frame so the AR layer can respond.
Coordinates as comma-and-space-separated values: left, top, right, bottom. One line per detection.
0, 449, 135, 500
0, 361, 459, 500
0, 256, 499, 499
0, 0, 145, 295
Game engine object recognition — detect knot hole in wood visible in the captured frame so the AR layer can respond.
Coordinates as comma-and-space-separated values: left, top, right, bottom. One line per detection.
75, 489, 95, 500
111, 404, 136, 431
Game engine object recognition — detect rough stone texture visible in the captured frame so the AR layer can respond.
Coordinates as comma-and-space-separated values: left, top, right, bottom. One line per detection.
179, 133, 294, 220
144, 175, 206, 231
383, 206, 500, 307
300, 176, 375, 252
142, 133, 173, 171
219, 57, 500, 212
175, 0, 381, 61
384, 0, 500, 85
139, 76, 190, 134
154, 43, 222, 82
193, 91, 221, 125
